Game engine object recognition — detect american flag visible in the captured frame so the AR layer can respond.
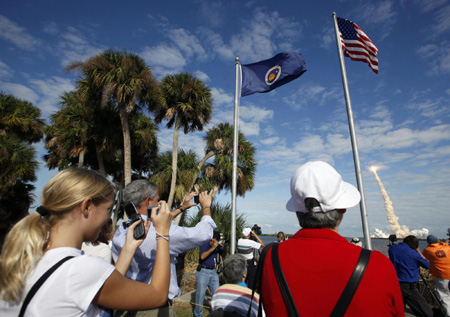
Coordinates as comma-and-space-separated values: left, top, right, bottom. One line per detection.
337, 17, 379, 74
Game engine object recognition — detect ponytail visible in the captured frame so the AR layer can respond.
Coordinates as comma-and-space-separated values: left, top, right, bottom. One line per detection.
0, 212, 50, 302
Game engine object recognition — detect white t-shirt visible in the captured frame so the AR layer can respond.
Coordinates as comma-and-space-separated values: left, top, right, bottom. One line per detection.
0, 247, 115, 317
237, 238, 261, 260
82, 242, 113, 263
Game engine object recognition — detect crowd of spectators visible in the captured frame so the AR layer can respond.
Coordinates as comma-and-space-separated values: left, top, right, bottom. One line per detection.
1, 161, 449, 317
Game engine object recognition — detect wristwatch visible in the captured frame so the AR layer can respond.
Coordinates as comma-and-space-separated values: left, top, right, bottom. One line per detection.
179, 206, 186, 213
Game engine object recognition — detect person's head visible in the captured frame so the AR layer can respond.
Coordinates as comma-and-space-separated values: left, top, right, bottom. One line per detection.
0, 167, 114, 302
285, 161, 361, 230
222, 254, 247, 284
426, 234, 439, 245
277, 231, 285, 242
242, 227, 251, 238
123, 180, 159, 210
403, 235, 419, 250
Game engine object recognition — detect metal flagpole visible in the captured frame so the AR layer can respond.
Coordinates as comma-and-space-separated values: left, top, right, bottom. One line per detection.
231, 57, 241, 254
332, 13, 372, 250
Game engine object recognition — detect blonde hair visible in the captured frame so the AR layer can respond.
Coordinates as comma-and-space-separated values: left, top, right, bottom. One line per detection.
0, 167, 114, 302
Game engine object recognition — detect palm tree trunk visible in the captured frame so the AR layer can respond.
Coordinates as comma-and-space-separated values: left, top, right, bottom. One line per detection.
96, 145, 106, 176
167, 117, 180, 209
78, 150, 85, 167
187, 151, 215, 192
119, 105, 132, 186
173, 151, 215, 226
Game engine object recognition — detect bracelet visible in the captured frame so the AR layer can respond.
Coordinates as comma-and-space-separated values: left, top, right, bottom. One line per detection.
179, 206, 185, 213
203, 206, 211, 209
155, 231, 170, 242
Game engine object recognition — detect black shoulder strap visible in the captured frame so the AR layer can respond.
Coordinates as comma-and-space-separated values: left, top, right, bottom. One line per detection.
271, 242, 300, 317
330, 248, 371, 317
18, 256, 75, 317
247, 242, 275, 317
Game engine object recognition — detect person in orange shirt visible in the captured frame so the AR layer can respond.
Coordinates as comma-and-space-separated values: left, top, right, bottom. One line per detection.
423, 234, 450, 316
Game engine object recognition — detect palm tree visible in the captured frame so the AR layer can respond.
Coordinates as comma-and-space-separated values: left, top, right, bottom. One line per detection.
44, 91, 91, 168
155, 73, 212, 208
0, 92, 44, 250
187, 122, 256, 197
67, 50, 161, 185
149, 149, 199, 205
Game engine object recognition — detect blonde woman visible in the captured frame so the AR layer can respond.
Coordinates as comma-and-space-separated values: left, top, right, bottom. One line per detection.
0, 167, 172, 316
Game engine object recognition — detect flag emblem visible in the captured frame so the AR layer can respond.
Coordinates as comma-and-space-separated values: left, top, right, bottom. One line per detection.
265, 66, 282, 85
241, 52, 306, 97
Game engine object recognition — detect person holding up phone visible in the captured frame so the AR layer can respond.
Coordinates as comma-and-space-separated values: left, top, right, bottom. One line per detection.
111, 179, 216, 317
0, 167, 173, 316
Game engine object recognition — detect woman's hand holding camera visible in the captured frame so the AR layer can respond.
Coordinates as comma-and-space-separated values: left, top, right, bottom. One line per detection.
124, 219, 151, 250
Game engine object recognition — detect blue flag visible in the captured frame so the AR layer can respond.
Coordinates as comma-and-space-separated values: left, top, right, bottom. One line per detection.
241, 52, 306, 97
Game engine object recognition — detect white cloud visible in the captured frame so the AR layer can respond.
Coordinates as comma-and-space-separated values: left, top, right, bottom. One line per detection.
406, 98, 449, 118
0, 15, 42, 50
168, 28, 207, 59
282, 83, 327, 110
57, 26, 104, 66
0, 60, 13, 79
194, 70, 210, 82
197, 27, 235, 60
29, 76, 74, 116
433, 4, 450, 34
419, 0, 447, 12
229, 8, 302, 61
211, 87, 233, 107
141, 45, 186, 76
261, 137, 280, 145
417, 43, 450, 75
240, 104, 273, 122
356, 0, 397, 39
0, 82, 39, 104
198, 2, 225, 27
320, 26, 335, 50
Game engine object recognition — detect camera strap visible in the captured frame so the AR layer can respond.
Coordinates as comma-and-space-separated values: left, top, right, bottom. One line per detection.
18, 256, 74, 317
248, 244, 371, 317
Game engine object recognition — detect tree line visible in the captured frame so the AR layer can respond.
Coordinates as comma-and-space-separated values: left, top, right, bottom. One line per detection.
0, 49, 256, 251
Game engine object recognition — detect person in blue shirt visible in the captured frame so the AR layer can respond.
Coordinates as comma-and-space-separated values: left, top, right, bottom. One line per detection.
389, 235, 433, 317
194, 230, 224, 317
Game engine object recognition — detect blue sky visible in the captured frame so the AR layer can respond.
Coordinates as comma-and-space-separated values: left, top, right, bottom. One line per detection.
1, 0, 449, 239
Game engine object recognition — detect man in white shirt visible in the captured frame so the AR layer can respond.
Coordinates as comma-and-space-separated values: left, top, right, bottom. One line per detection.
112, 180, 216, 316
237, 227, 265, 289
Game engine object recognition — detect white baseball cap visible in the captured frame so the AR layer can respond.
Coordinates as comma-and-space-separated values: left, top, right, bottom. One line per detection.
286, 161, 361, 213
242, 227, 251, 236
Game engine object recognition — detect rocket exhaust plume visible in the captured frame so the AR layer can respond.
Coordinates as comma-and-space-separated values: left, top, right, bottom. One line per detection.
371, 167, 411, 238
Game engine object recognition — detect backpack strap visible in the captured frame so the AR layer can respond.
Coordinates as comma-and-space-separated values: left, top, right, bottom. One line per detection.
330, 248, 371, 317
271, 242, 300, 317
18, 256, 75, 317
247, 242, 275, 317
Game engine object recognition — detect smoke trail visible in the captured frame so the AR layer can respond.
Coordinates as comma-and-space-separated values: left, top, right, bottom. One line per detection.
372, 169, 411, 238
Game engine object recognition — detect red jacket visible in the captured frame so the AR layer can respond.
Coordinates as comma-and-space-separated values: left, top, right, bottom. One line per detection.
261, 229, 404, 316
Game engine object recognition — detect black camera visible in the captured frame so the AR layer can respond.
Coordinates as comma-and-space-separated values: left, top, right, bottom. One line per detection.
252, 224, 262, 235
123, 201, 146, 240
388, 234, 397, 246
250, 224, 262, 242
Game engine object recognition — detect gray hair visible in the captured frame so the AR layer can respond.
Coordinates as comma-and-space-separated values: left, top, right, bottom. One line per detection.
296, 210, 343, 229
123, 180, 158, 209
223, 254, 247, 284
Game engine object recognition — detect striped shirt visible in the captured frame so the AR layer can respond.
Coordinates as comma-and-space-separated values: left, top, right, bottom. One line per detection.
211, 284, 260, 317
111, 214, 216, 299
237, 238, 261, 260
